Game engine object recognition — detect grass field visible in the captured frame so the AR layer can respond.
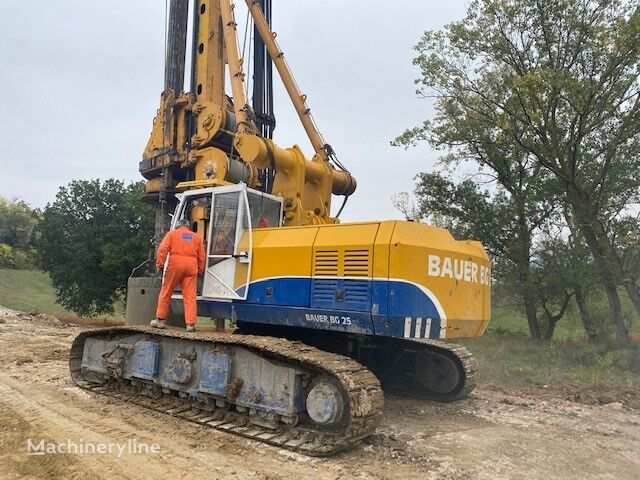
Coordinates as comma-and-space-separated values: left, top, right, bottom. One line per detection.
473, 291, 640, 388
460, 334, 640, 387
1, 268, 638, 387
0, 268, 74, 315
0, 268, 123, 321
490, 292, 640, 339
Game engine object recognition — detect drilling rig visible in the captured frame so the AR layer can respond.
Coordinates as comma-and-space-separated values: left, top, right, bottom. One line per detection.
69, 0, 491, 455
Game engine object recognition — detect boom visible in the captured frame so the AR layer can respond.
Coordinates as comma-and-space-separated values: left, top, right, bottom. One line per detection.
246, 0, 329, 161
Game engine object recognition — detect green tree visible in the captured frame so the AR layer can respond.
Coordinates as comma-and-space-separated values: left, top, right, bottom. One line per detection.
38, 179, 155, 316
0, 197, 40, 249
0, 197, 40, 269
610, 215, 640, 285
395, 0, 640, 344
532, 236, 588, 340
561, 208, 605, 340
391, 192, 421, 221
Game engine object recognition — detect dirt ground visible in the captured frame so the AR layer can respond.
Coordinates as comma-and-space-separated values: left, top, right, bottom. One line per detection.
0, 307, 638, 480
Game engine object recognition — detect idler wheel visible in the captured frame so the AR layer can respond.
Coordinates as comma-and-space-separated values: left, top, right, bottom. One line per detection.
305, 380, 345, 426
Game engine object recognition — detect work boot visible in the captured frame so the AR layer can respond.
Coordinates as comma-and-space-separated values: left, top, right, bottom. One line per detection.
186, 324, 196, 333
149, 318, 166, 329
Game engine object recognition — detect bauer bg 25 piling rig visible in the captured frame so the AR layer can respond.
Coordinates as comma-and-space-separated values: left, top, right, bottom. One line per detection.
70, 0, 491, 455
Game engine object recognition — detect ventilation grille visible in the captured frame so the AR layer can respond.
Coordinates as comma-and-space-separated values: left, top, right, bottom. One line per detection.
311, 279, 338, 303
344, 249, 370, 277
314, 250, 339, 276
344, 279, 369, 303
312, 249, 372, 311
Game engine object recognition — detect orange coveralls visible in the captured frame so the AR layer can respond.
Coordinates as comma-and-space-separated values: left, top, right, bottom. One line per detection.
155, 226, 206, 325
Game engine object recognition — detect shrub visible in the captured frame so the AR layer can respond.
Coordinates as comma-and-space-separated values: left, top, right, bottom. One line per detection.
0, 243, 36, 269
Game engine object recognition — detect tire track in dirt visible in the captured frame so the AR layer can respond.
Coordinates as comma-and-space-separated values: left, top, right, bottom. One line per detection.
1, 308, 639, 480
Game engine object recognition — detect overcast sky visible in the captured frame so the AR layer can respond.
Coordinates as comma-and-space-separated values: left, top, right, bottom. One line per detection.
0, 1, 469, 222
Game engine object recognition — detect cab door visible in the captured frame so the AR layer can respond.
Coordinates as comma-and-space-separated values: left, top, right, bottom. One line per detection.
202, 186, 252, 300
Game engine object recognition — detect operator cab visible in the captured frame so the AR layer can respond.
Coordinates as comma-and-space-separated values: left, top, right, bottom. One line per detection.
171, 184, 283, 301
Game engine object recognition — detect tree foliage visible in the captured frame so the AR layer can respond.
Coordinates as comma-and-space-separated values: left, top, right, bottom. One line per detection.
38, 179, 155, 316
0, 196, 40, 269
395, 0, 640, 343
0, 197, 39, 249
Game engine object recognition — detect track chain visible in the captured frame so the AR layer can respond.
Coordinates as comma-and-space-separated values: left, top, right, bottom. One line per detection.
392, 338, 478, 401
69, 326, 384, 456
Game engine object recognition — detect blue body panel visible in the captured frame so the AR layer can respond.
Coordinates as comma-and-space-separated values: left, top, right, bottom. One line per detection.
385, 281, 443, 338
171, 277, 444, 339
245, 277, 311, 307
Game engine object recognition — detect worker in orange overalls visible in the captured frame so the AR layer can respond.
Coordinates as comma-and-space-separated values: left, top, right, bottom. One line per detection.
150, 218, 205, 332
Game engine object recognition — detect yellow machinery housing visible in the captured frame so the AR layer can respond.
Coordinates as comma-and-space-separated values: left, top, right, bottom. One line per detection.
223, 220, 491, 340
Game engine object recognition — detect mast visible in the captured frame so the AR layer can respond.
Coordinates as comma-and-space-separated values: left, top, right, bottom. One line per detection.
252, 0, 276, 193
165, 0, 189, 94
155, 0, 189, 248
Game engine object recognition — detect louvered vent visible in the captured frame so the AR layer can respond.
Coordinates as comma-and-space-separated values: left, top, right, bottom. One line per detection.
311, 279, 338, 304
343, 249, 370, 277
344, 279, 369, 303
312, 248, 372, 311
314, 250, 339, 276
